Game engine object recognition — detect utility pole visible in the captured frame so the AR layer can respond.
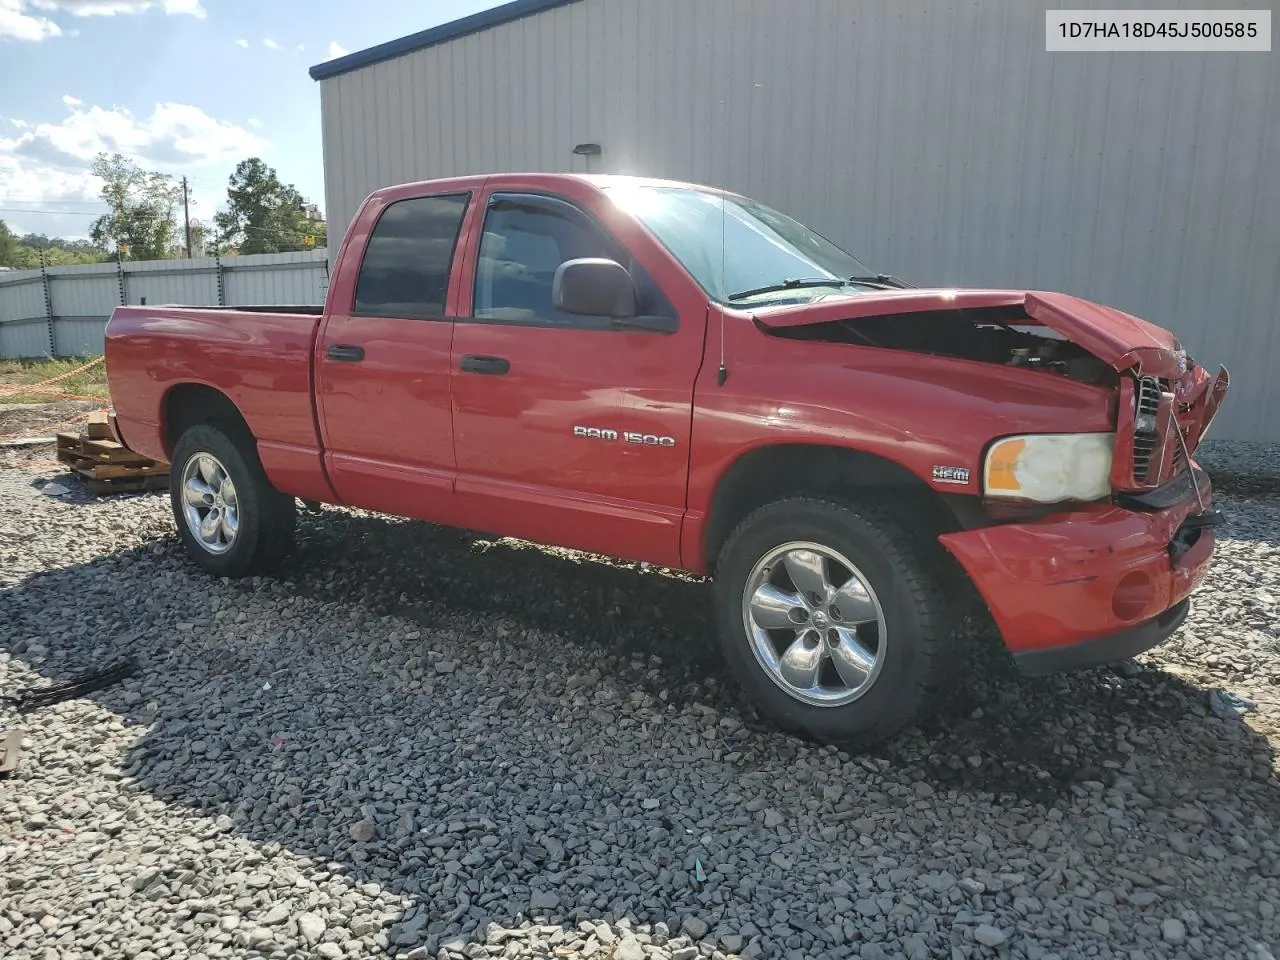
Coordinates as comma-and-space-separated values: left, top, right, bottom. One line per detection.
182, 176, 192, 258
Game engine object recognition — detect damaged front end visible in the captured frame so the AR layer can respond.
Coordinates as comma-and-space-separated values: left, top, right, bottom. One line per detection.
1018, 292, 1230, 494
752, 288, 1230, 496
745, 287, 1231, 664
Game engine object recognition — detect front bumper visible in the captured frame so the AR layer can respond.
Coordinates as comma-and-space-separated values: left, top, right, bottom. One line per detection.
1012, 598, 1189, 675
939, 471, 1217, 671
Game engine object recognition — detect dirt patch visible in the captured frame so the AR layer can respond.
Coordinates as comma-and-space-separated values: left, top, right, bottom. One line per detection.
0, 399, 102, 442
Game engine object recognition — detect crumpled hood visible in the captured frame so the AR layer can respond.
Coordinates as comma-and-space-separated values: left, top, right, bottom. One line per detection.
748, 286, 1229, 485
748, 288, 1185, 377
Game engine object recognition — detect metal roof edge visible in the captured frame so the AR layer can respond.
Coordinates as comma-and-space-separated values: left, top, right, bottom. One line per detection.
309, 0, 582, 81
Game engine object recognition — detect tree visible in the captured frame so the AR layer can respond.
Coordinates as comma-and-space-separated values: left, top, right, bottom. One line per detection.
0, 220, 19, 267
88, 153, 183, 260
0, 220, 106, 268
19, 233, 105, 257
214, 158, 325, 255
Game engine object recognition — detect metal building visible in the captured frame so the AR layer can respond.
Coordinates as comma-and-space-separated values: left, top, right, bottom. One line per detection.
311, 0, 1279, 442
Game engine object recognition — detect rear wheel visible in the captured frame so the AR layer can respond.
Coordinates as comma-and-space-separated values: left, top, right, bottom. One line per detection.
714, 497, 953, 746
170, 423, 295, 577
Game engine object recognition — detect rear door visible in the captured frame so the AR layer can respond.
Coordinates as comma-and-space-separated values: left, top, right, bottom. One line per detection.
448, 189, 705, 567
315, 191, 472, 521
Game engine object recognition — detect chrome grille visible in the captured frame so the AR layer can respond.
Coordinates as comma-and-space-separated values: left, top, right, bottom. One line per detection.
1132, 376, 1162, 483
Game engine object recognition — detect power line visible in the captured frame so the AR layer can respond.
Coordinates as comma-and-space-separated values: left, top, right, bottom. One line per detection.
0, 208, 99, 216
0, 199, 105, 208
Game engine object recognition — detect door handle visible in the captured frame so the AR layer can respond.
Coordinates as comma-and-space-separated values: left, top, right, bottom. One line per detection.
327, 344, 365, 362
459, 355, 510, 375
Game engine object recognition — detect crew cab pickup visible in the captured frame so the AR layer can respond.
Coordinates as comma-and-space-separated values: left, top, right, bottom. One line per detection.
104, 173, 1229, 745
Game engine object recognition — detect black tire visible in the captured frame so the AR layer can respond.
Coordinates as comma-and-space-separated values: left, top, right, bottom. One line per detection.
169, 422, 296, 578
713, 497, 953, 747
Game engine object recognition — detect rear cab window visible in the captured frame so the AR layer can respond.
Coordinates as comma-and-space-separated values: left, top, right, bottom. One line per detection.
353, 193, 470, 318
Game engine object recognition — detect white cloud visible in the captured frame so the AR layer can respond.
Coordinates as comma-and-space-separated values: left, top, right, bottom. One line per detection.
246, 118, 262, 129
326, 40, 347, 60
262, 36, 277, 49
295, 42, 303, 52
30, 0, 206, 18
0, 0, 61, 40
61, 94, 82, 107
0, 154, 101, 235
232, 37, 246, 48
1, 98, 268, 171
0, 98, 266, 237
2, 0, 202, 42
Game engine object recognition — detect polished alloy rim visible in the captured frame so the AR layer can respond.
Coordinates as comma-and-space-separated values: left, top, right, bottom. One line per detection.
742, 541, 887, 706
181, 453, 239, 554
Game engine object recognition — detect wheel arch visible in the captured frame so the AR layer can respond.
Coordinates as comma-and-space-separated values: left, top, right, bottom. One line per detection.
701, 443, 973, 574
162, 383, 252, 460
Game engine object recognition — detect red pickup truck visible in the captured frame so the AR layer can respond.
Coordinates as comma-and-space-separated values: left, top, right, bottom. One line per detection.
104, 173, 1229, 745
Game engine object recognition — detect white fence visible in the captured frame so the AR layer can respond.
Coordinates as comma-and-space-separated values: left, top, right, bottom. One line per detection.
0, 250, 329, 359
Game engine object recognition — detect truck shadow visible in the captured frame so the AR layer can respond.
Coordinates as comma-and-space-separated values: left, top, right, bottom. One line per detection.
3, 504, 1277, 955
278, 508, 1278, 803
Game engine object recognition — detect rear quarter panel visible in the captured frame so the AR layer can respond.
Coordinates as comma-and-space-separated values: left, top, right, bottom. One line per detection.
104, 306, 328, 499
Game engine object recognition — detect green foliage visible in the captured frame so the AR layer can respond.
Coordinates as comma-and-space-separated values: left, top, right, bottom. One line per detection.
0, 220, 19, 267
213, 158, 325, 255
1, 153, 324, 269
19, 233, 104, 255
0, 220, 108, 269
88, 152, 183, 260
0, 355, 108, 404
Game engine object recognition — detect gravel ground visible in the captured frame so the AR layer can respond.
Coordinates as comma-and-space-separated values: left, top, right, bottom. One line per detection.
1, 435, 1278, 960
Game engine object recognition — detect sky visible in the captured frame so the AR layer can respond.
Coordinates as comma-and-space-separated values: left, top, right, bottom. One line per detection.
0, 0, 504, 240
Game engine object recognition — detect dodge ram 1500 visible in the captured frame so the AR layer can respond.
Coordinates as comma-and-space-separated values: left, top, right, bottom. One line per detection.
104, 173, 1229, 745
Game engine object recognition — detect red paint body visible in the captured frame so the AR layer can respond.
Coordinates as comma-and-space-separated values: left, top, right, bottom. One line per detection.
104, 173, 1230, 659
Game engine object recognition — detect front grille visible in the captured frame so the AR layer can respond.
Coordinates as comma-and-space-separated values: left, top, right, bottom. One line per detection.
1132, 376, 1162, 483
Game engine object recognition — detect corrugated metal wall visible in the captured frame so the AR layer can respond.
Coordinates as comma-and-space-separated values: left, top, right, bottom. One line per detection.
0, 251, 330, 359
123, 258, 222, 308
317, 0, 1279, 442
221, 251, 333, 305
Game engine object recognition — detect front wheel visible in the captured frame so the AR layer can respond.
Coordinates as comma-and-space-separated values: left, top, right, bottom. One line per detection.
713, 497, 954, 746
170, 423, 296, 577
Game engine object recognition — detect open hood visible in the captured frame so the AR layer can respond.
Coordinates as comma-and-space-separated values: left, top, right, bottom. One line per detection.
748, 288, 1185, 377
1022, 292, 1183, 378
747, 286, 1229, 487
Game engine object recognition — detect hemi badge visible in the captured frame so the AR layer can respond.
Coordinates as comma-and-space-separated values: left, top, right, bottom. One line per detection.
932, 465, 970, 485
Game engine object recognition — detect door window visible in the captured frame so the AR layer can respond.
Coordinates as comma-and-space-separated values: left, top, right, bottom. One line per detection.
473, 193, 674, 328
353, 193, 469, 318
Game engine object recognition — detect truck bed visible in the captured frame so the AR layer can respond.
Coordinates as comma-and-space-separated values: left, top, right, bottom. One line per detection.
103, 305, 329, 501
183, 305, 325, 315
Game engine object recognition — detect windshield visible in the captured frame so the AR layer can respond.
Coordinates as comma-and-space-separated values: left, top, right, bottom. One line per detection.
604, 183, 876, 304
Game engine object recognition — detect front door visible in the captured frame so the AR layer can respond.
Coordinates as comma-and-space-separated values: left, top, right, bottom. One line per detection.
315, 191, 472, 522
449, 190, 705, 567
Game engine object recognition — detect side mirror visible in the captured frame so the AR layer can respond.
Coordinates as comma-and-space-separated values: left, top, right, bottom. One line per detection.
553, 258, 637, 318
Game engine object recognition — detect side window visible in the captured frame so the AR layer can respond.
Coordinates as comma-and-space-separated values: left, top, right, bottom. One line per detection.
353, 193, 469, 318
473, 193, 675, 328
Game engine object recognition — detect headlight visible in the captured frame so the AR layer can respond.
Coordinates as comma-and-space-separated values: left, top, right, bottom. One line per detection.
984, 433, 1114, 503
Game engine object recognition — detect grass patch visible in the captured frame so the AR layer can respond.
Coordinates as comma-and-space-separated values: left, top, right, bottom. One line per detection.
0, 355, 109, 404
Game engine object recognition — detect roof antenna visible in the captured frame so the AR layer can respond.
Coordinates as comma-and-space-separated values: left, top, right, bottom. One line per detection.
717, 310, 728, 386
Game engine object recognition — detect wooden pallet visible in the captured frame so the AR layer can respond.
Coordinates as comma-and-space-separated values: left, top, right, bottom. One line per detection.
56, 418, 170, 495
84, 474, 171, 496
86, 410, 113, 440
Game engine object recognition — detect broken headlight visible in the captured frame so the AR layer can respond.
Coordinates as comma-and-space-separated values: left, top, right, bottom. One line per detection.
983, 433, 1115, 504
